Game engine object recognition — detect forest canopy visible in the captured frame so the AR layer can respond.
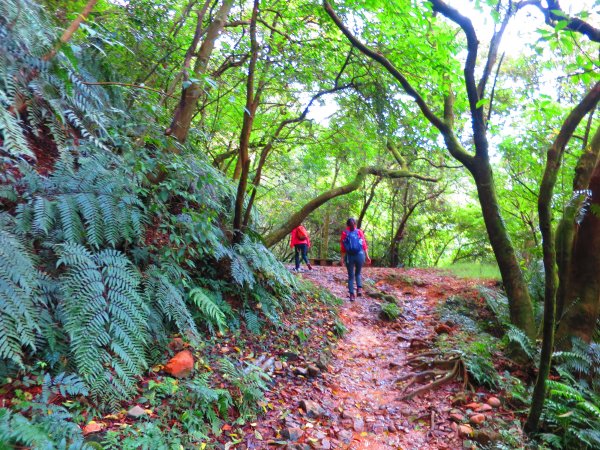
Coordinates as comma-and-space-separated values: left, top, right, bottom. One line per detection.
1, 0, 599, 448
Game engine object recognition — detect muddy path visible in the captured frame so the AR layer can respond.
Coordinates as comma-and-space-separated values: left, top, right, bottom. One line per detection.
248, 266, 503, 450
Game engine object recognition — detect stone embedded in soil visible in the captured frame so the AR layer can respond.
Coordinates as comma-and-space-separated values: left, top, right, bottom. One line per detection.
458, 424, 474, 437
163, 350, 194, 378
340, 410, 353, 420
469, 414, 486, 425
353, 417, 365, 432
372, 421, 386, 433
449, 413, 466, 422
464, 402, 482, 410
307, 364, 320, 377
168, 337, 185, 352
127, 405, 147, 418
388, 424, 397, 433
451, 393, 468, 406
83, 421, 104, 435
472, 429, 502, 444
293, 367, 309, 377
282, 351, 301, 361
282, 427, 304, 442
300, 400, 324, 419
337, 430, 353, 444
478, 404, 493, 412
435, 323, 453, 334
486, 397, 501, 408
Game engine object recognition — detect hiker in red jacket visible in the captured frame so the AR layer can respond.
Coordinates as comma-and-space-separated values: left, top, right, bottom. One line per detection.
340, 218, 371, 301
290, 225, 312, 272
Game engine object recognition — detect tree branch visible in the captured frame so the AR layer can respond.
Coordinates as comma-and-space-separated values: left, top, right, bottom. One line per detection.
44, 0, 98, 61
264, 166, 436, 247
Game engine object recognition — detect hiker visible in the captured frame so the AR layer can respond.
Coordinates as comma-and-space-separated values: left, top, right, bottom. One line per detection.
340, 218, 371, 301
290, 224, 312, 272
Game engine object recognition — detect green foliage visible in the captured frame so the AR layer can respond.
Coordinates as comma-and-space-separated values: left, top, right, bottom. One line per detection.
0, 225, 42, 367
58, 244, 148, 406
189, 287, 227, 334
0, 0, 301, 416
506, 325, 537, 361
442, 262, 501, 280
538, 340, 600, 449
460, 339, 500, 389
0, 373, 89, 450
380, 302, 401, 321
219, 358, 269, 423
333, 319, 347, 337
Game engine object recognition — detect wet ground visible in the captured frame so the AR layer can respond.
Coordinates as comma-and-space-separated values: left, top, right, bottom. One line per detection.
249, 266, 501, 450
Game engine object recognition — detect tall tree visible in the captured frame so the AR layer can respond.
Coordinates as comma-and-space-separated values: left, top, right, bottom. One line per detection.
324, 0, 537, 337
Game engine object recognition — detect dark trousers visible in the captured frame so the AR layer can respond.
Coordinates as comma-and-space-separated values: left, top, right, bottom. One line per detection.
345, 252, 365, 294
294, 243, 309, 269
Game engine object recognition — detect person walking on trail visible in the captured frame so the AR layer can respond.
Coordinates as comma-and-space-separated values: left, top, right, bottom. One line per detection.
340, 218, 371, 301
290, 225, 312, 272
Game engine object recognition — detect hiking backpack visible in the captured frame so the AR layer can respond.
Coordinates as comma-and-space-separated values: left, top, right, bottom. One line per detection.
296, 226, 308, 241
343, 229, 362, 255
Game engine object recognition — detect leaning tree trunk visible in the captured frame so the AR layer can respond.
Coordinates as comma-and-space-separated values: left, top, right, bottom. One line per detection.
525, 83, 600, 434
166, 0, 234, 146
469, 157, 536, 338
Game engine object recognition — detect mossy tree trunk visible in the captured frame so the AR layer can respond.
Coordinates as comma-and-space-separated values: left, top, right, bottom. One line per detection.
555, 119, 600, 327
525, 82, 600, 434
555, 130, 600, 345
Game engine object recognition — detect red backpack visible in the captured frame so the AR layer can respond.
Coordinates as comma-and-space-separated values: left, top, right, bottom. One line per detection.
296, 226, 308, 240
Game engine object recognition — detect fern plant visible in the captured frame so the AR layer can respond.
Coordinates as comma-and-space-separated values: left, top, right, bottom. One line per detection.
219, 358, 269, 423
0, 373, 90, 450
57, 243, 149, 406
0, 224, 43, 367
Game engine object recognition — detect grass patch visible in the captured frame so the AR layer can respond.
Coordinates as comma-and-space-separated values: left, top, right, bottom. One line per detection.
441, 262, 501, 280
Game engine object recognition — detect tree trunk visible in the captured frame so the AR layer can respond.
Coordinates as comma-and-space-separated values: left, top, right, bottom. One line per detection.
232, 0, 260, 242
469, 158, 536, 338
166, 0, 233, 146
556, 153, 600, 345
556, 121, 600, 323
525, 83, 600, 434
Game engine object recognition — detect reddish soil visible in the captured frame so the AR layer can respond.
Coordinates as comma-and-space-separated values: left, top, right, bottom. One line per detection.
243, 266, 507, 450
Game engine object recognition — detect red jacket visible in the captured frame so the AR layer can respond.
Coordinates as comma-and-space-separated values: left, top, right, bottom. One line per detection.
290, 226, 311, 247
340, 227, 368, 253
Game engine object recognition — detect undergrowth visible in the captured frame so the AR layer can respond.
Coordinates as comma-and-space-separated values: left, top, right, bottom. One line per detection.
0, 0, 315, 447
438, 288, 600, 450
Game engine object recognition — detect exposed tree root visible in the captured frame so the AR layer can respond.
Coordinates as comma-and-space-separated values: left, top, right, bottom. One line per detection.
396, 351, 469, 400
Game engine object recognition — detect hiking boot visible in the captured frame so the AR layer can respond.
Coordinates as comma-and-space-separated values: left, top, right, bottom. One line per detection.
357, 287, 363, 297
349, 293, 356, 302
307, 263, 313, 270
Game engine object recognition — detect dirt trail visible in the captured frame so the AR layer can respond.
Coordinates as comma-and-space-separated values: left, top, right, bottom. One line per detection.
250, 266, 500, 450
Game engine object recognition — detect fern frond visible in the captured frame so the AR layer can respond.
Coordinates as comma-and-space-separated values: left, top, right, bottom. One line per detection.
0, 224, 42, 366
189, 287, 226, 334
58, 243, 148, 405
